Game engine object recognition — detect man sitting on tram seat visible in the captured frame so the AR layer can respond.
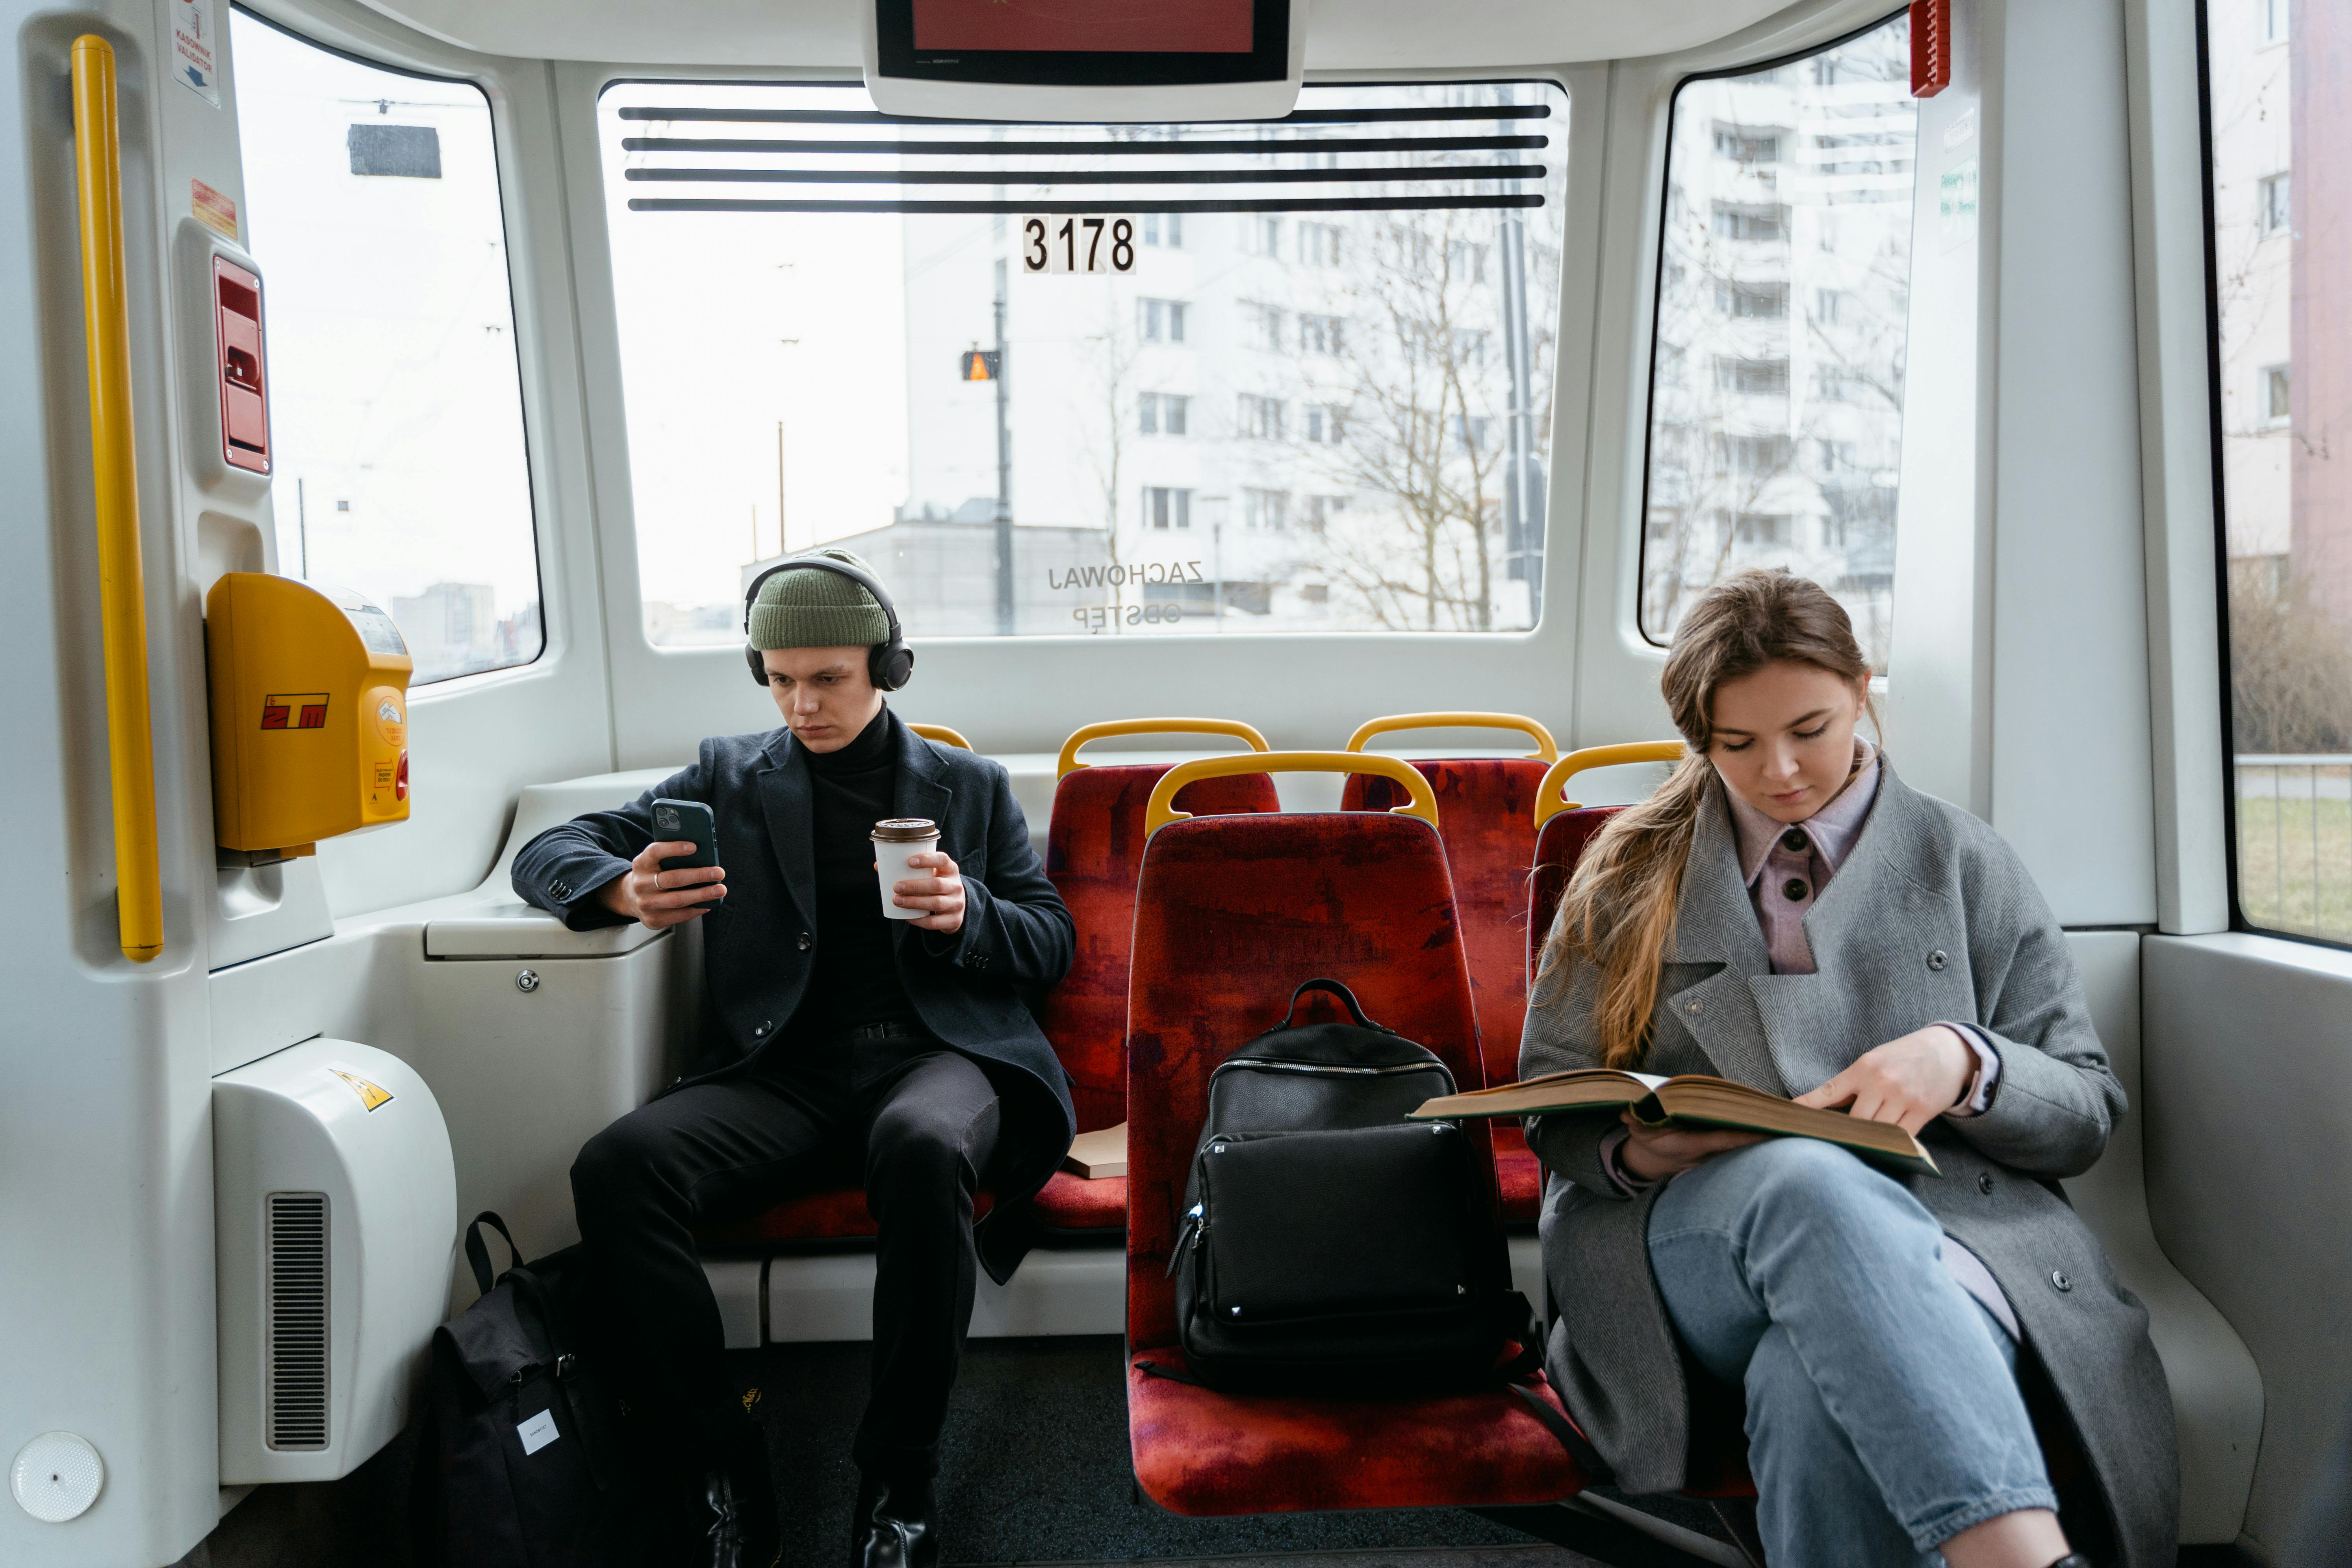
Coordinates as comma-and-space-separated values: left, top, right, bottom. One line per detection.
512, 549, 1076, 1568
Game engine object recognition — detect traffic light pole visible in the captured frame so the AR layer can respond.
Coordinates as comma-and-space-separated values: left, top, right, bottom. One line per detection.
992, 265, 1014, 636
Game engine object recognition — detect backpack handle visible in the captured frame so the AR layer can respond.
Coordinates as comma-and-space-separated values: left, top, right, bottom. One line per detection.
463, 1211, 523, 1297
1281, 977, 1387, 1032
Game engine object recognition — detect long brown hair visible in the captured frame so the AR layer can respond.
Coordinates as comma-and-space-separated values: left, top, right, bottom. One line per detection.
1537, 570, 1874, 1067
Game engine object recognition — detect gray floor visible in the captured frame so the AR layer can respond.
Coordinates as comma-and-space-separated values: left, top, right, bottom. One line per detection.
180, 1336, 1664, 1568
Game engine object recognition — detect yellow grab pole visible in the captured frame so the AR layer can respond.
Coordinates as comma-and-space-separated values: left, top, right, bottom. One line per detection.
71, 36, 163, 962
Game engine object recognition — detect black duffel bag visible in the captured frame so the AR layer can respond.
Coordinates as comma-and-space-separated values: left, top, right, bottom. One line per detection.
410, 1214, 642, 1568
1166, 978, 1539, 1392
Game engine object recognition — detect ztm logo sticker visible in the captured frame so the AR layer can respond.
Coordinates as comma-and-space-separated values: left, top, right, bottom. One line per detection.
261, 692, 328, 730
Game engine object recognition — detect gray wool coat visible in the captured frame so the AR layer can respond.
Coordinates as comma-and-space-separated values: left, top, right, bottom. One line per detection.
1520, 762, 2178, 1568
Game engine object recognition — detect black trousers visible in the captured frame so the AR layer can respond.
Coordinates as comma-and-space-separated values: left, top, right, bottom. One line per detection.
570, 1023, 1002, 1479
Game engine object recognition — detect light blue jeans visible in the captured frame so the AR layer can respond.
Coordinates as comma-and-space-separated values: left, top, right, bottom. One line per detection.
1647, 1137, 2059, 1566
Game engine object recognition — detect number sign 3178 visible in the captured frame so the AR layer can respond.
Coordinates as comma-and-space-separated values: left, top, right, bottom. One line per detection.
1022, 216, 1137, 275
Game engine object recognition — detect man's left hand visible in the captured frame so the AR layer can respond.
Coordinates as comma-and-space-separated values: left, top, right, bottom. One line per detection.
890, 850, 966, 933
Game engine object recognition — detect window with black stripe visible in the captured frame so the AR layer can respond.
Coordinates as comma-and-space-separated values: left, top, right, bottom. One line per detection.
596, 80, 1566, 638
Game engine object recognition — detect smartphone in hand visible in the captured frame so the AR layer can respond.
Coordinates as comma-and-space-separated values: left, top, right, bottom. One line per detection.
651, 798, 723, 908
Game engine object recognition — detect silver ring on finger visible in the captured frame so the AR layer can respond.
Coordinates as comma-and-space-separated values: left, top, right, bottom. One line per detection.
653, 872, 666, 892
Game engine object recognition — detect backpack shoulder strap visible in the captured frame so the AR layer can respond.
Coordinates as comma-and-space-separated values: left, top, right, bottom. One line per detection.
462, 1212, 523, 1297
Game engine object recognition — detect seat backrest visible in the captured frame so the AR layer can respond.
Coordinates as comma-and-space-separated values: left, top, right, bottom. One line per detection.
1124, 812, 1494, 1349
1525, 807, 1624, 989
1042, 765, 1279, 1131
1343, 759, 1551, 1089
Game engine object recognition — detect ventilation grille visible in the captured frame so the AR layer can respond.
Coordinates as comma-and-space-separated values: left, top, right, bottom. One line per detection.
610, 81, 1560, 218
264, 1192, 330, 1451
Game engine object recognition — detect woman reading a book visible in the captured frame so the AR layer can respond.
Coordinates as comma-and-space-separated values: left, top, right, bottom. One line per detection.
1521, 569, 2173, 1568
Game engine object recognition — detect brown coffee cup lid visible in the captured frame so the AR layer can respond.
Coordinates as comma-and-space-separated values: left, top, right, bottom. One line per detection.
871, 818, 939, 842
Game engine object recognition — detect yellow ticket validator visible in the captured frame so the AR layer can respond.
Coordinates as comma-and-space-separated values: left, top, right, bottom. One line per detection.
206, 572, 415, 857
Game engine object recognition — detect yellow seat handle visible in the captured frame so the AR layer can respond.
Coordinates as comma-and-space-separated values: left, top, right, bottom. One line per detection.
1146, 752, 1439, 838
1057, 717, 1271, 779
1343, 711, 1558, 763
908, 723, 972, 751
1534, 742, 1687, 827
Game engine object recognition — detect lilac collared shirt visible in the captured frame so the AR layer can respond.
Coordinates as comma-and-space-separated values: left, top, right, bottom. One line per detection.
1719, 741, 1998, 1115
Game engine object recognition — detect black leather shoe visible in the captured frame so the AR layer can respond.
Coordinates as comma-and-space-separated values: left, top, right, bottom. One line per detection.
700, 1426, 781, 1568
850, 1471, 939, 1568
2046, 1557, 2094, 1568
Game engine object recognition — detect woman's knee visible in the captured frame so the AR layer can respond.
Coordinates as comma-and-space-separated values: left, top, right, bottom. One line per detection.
1735, 1136, 1919, 1220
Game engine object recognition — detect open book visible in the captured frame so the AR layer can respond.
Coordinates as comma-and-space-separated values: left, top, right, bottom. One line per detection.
1409, 1070, 1939, 1178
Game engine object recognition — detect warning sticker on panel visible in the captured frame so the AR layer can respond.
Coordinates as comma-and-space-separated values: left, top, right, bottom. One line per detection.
191, 179, 237, 241
171, 0, 221, 106
330, 1069, 394, 1111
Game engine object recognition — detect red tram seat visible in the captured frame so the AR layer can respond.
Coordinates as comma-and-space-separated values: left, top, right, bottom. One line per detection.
1523, 744, 1688, 988
1339, 713, 1560, 1225
1037, 719, 1279, 1237
1122, 754, 1586, 1516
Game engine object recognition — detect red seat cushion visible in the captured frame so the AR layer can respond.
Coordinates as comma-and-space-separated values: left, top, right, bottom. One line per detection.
693, 1185, 996, 1248
1126, 1350, 1586, 1514
1344, 759, 1551, 1093
1031, 1170, 1126, 1232
1044, 765, 1280, 1132
1491, 1123, 1545, 1224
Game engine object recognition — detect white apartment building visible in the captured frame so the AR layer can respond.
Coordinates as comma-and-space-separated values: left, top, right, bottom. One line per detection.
2209, 0, 2294, 573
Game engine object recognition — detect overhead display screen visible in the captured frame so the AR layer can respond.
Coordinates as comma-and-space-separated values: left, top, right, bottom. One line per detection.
910, 0, 1254, 54
876, 0, 1285, 86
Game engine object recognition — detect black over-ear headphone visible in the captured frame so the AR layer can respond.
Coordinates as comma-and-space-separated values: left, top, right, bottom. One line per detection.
742, 553, 916, 692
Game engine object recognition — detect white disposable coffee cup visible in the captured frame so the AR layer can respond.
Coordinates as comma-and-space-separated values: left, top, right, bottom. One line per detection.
872, 818, 942, 921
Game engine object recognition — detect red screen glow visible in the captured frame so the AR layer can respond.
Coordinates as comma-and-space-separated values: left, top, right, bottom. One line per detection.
911, 0, 1254, 54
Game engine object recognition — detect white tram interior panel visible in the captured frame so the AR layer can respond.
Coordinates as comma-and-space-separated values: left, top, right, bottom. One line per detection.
0, 0, 2342, 1563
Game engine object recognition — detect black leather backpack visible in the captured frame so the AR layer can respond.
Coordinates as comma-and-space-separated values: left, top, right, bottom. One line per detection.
1165, 978, 1538, 1391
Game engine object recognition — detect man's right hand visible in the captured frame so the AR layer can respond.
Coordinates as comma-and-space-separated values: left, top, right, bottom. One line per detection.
597, 841, 727, 929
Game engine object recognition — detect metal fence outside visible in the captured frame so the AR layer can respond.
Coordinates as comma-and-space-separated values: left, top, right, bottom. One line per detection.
2235, 754, 2352, 941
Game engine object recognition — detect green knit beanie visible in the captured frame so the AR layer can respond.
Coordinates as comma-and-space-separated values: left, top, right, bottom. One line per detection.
748, 549, 892, 651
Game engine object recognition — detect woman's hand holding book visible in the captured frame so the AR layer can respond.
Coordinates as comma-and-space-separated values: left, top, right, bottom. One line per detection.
1617, 1115, 1766, 1181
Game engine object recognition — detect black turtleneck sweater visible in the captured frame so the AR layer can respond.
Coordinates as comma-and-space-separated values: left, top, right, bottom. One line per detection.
788, 706, 924, 1040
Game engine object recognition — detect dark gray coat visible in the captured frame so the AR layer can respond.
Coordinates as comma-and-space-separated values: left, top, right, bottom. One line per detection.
1521, 763, 2177, 1567
512, 714, 1077, 1280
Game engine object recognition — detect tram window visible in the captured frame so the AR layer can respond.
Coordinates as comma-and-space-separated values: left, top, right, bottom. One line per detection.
2205, 0, 2352, 944
229, 11, 542, 685
1638, 11, 1918, 670
597, 78, 1567, 638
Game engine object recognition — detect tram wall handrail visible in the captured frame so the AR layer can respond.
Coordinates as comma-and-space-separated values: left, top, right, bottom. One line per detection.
71, 35, 162, 963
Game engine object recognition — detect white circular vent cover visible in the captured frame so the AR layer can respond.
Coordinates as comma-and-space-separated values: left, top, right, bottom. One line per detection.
11, 1432, 102, 1523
